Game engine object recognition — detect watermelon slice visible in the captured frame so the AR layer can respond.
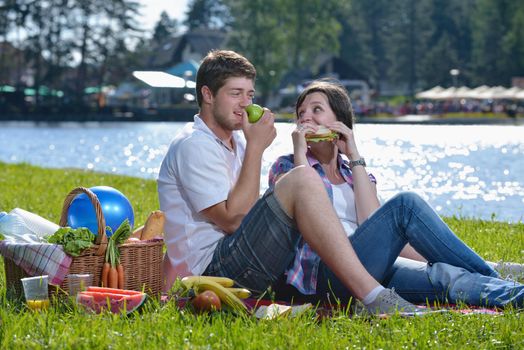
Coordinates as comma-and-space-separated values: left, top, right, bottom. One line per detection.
76, 288, 147, 315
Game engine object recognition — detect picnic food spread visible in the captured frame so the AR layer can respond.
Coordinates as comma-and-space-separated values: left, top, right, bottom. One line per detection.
1, 186, 165, 302
76, 286, 147, 314
181, 276, 249, 313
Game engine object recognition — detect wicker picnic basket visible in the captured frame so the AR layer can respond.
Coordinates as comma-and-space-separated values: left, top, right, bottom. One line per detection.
3, 187, 164, 298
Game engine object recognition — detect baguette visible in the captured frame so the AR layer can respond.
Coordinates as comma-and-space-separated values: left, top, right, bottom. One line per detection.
130, 225, 144, 239
140, 210, 165, 240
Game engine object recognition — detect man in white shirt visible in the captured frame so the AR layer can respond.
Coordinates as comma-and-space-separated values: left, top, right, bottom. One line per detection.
157, 50, 424, 314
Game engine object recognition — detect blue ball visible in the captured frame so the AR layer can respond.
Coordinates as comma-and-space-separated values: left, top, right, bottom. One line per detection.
67, 186, 134, 237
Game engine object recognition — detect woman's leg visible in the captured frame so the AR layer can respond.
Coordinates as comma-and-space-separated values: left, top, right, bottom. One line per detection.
349, 192, 498, 279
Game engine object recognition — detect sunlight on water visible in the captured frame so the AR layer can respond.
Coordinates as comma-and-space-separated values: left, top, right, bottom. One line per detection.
1, 121, 523, 222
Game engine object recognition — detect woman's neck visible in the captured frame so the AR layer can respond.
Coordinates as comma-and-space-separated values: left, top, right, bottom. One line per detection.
310, 145, 344, 184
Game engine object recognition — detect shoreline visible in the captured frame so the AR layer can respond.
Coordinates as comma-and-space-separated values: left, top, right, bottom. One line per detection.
0, 113, 522, 125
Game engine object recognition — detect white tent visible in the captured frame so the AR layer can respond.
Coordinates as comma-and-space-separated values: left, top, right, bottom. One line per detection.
453, 86, 473, 99
415, 85, 524, 100
415, 86, 444, 99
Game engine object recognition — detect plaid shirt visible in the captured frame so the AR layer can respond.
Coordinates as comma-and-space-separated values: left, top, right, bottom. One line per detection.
268, 150, 376, 294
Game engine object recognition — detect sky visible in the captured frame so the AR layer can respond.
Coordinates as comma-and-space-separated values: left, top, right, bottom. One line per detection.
137, 0, 190, 31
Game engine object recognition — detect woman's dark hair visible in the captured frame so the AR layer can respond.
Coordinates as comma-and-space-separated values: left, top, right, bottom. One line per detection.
295, 79, 355, 129
196, 50, 256, 107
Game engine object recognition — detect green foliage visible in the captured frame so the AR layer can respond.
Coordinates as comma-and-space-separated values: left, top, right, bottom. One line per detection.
152, 11, 179, 45
0, 162, 523, 348
185, 0, 230, 30
225, 0, 341, 102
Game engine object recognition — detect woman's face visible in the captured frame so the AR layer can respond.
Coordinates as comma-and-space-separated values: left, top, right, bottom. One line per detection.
296, 92, 336, 126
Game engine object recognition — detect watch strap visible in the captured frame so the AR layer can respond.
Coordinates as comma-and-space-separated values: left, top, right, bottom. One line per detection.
349, 157, 366, 169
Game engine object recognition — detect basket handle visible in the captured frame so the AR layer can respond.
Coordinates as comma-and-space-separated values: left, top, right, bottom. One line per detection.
59, 187, 108, 256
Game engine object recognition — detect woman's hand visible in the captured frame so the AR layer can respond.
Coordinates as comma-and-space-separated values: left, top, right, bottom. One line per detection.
292, 122, 317, 165
327, 121, 360, 159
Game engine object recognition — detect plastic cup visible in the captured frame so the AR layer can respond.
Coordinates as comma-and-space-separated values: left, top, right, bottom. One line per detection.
67, 274, 93, 297
21, 275, 49, 310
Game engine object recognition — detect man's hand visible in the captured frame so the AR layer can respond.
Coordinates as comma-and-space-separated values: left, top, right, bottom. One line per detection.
242, 107, 276, 152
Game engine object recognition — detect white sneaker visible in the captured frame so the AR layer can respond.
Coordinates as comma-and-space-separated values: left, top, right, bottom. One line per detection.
488, 261, 524, 281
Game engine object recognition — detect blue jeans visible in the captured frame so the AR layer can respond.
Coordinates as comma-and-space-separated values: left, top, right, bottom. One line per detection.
316, 192, 523, 308
205, 190, 524, 308
203, 189, 302, 295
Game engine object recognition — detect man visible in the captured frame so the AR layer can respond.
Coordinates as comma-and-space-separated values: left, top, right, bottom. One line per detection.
157, 50, 423, 315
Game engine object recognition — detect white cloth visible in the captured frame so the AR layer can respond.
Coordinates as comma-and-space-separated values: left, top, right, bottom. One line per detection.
331, 183, 358, 236
157, 116, 246, 286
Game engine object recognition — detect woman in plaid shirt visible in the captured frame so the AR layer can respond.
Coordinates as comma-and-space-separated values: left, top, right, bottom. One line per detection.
267, 79, 523, 310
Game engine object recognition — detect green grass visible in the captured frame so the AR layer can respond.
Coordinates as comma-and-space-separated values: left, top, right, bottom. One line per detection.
1, 162, 523, 349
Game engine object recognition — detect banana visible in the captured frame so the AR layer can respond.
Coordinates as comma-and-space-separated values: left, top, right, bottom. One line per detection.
181, 275, 235, 288
186, 279, 247, 312
226, 287, 252, 299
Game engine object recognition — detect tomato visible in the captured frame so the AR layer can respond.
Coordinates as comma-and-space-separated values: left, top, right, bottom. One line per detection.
191, 290, 221, 313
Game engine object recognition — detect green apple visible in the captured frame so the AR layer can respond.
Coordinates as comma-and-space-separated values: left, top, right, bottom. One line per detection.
245, 104, 264, 123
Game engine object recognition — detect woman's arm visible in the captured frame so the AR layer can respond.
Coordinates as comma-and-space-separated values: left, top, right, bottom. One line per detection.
328, 122, 380, 224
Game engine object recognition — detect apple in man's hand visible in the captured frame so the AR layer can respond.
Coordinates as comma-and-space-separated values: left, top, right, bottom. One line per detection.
245, 104, 264, 123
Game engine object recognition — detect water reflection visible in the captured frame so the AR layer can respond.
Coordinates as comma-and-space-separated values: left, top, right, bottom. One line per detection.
1, 122, 523, 222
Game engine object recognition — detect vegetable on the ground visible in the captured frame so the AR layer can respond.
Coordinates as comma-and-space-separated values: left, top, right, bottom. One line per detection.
103, 219, 132, 288
101, 262, 110, 287
117, 264, 125, 289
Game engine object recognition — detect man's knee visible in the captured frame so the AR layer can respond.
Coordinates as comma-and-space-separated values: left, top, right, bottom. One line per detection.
273, 166, 324, 216
275, 165, 322, 193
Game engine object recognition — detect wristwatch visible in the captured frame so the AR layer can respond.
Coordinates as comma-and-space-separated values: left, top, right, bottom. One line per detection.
349, 157, 366, 169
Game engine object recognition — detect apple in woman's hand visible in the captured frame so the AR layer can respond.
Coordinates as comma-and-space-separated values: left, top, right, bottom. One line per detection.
191, 290, 222, 313
245, 104, 264, 123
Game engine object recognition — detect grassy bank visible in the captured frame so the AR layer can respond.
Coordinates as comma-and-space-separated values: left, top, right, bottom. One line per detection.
1, 162, 523, 349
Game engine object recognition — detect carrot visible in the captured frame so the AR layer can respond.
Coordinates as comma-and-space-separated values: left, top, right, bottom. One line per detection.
109, 266, 119, 289
101, 262, 110, 287
117, 264, 125, 289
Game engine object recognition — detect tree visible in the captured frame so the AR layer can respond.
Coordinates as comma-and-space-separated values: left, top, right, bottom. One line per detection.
225, 0, 341, 103
185, 0, 230, 30
345, 0, 394, 93
470, 0, 512, 85
152, 11, 178, 45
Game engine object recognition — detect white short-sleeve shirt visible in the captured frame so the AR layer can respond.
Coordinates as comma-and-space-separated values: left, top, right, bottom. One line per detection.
157, 116, 246, 280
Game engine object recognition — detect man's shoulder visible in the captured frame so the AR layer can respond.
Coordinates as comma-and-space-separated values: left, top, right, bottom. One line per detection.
172, 127, 217, 152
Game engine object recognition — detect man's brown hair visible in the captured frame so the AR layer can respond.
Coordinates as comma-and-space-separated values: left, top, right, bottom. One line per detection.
196, 50, 256, 107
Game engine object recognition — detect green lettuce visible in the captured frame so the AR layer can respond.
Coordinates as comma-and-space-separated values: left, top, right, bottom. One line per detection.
46, 227, 96, 256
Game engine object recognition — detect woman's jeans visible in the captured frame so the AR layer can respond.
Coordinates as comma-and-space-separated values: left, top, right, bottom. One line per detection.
317, 192, 523, 307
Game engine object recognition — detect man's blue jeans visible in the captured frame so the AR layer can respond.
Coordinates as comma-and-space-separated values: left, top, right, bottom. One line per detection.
317, 192, 523, 307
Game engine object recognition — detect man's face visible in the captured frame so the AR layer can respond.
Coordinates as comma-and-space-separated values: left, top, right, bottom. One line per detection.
211, 77, 255, 130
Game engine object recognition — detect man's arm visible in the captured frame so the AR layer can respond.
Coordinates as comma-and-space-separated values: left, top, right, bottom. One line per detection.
201, 112, 276, 234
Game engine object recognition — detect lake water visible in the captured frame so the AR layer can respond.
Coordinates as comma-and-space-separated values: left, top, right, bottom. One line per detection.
1, 121, 523, 223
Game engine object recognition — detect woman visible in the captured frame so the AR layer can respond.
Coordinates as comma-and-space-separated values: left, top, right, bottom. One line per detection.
268, 79, 523, 308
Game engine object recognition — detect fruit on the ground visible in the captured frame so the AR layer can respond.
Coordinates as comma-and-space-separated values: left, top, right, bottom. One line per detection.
245, 104, 264, 123
227, 287, 251, 299
181, 275, 235, 288
76, 287, 146, 314
181, 276, 247, 312
191, 290, 221, 312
